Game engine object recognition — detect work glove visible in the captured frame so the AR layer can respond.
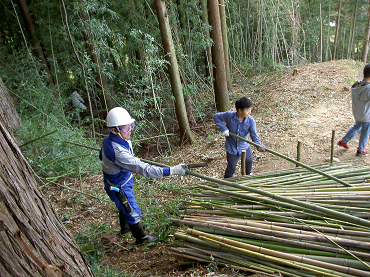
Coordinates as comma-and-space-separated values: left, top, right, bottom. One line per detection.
222, 130, 229, 137
170, 164, 187, 176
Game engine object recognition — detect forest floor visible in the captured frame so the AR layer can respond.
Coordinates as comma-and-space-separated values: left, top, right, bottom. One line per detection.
43, 59, 370, 276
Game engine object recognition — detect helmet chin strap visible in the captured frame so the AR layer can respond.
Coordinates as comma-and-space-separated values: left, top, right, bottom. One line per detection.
110, 126, 124, 139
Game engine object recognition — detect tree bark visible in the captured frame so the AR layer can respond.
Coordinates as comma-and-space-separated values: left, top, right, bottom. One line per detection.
167, 0, 196, 128
0, 78, 95, 277
207, 0, 230, 112
154, 0, 194, 144
219, 0, 231, 90
0, 79, 21, 133
362, 1, 370, 63
332, 0, 342, 60
16, 0, 55, 85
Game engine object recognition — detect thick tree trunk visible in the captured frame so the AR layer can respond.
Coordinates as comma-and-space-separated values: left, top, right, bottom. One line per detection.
219, 0, 231, 90
0, 79, 94, 277
207, 0, 230, 112
154, 0, 194, 144
16, 0, 54, 85
168, 0, 197, 128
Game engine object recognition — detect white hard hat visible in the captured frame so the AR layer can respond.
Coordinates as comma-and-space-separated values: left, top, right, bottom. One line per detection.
106, 107, 135, 127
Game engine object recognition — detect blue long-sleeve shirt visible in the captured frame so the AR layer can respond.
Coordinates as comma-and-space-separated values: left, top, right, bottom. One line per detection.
213, 111, 263, 156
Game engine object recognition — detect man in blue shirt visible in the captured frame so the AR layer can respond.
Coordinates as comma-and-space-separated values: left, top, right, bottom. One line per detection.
213, 97, 265, 178
100, 107, 186, 244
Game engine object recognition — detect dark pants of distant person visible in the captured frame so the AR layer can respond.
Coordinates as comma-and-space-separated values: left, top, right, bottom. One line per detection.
224, 148, 253, 178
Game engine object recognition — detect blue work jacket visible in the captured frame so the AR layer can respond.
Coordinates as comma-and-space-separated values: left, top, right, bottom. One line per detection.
99, 133, 170, 224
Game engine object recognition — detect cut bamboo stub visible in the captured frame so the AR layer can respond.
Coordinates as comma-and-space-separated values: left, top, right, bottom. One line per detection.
241, 150, 246, 175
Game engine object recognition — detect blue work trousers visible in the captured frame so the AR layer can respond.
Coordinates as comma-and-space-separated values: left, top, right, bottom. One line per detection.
104, 181, 141, 225
224, 148, 253, 178
341, 121, 370, 151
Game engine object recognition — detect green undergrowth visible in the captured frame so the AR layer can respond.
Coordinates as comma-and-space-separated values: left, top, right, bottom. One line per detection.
18, 123, 102, 178
75, 223, 128, 277
134, 176, 191, 241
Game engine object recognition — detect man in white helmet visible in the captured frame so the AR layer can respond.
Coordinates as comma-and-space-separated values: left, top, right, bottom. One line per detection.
99, 107, 186, 244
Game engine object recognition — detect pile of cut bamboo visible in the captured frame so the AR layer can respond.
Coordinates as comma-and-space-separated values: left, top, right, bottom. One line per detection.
171, 163, 370, 277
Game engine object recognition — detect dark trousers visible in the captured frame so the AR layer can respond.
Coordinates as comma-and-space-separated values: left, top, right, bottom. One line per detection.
224, 148, 253, 178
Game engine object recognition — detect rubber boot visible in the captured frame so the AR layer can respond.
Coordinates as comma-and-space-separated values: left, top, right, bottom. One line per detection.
129, 222, 158, 244
119, 211, 130, 235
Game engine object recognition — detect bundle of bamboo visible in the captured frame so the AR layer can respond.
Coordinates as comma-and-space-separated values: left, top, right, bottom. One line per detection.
171, 163, 370, 277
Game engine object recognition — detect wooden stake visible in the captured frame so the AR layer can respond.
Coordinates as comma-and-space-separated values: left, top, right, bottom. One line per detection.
331, 130, 335, 164
296, 141, 301, 166
241, 150, 246, 175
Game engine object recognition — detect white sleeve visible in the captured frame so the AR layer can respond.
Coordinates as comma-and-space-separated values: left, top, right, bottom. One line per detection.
114, 145, 164, 178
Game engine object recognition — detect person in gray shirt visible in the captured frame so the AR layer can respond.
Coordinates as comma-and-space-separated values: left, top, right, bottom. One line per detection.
337, 64, 370, 156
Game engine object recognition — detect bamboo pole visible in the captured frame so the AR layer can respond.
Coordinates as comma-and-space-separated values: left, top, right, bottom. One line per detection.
228, 132, 352, 187
176, 218, 370, 250
174, 218, 370, 260
20, 129, 58, 147
186, 171, 370, 229
172, 162, 370, 275
138, 157, 370, 228
188, 229, 370, 277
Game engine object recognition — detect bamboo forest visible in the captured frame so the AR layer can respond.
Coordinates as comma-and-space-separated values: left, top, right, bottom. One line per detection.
1, 0, 370, 276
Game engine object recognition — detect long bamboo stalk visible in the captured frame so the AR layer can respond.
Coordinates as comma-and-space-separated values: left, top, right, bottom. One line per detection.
174, 218, 370, 250
186, 171, 370, 229
196, 184, 352, 219
172, 161, 370, 275
174, 232, 342, 277
172, 219, 370, 260
20, 129, 58, 147
188, 229, 370, 277
228, 132, 352, 187
184, 217, 370, 241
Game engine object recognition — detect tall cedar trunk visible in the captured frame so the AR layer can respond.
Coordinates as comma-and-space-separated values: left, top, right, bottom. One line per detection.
16, 0, 54, 85
200, 0, 213, 80
154, 0, 194, 144
79, 5, 115, 111
0, 79, 95, 277
332, 0, 342, 60
219, 0, 231, 90
363, 1, 370, 63
207, 0, 230, 112
168, 0, 196, 127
